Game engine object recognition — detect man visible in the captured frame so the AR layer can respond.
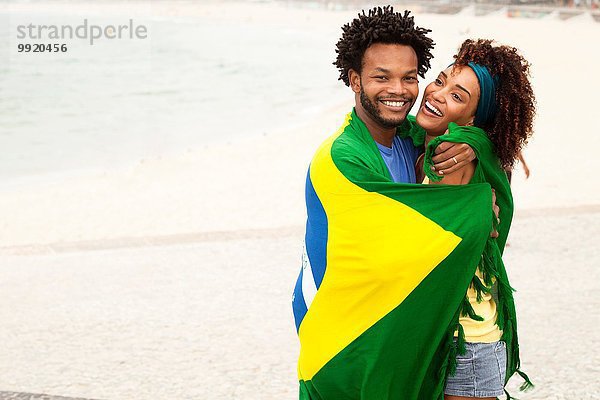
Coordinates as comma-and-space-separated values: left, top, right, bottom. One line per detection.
337, 9, 475, 184
292, 7, 497, 400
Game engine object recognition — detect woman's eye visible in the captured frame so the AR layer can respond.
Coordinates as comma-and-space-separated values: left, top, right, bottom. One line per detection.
435, 78, 443, 85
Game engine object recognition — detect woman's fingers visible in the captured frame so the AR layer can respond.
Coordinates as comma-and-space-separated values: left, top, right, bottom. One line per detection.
431, 143, 476, 175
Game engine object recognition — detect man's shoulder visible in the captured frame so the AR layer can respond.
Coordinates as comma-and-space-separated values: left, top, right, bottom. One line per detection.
310, 113, 374, 169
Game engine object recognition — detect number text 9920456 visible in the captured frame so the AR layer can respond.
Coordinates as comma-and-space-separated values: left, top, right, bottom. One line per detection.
18, 43, 68, 53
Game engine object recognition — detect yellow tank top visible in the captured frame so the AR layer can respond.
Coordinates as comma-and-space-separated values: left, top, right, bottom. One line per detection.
459, 269, 502, 343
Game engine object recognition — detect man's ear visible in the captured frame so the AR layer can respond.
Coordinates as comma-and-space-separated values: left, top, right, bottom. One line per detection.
348, 69, 361, 94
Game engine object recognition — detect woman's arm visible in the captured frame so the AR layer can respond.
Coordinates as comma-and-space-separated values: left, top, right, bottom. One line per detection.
518, 152, 530, 179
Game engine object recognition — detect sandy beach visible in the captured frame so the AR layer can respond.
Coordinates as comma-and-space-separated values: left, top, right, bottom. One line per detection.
0, 1, 599, 399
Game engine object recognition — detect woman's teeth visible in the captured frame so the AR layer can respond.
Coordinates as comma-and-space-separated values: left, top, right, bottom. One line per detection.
425, 100, 443, 117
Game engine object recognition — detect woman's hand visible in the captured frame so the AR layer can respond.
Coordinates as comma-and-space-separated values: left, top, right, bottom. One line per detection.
431, 141, 476, 175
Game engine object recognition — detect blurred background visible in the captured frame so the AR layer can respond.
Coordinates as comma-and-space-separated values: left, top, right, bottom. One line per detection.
0, 1, 598, 399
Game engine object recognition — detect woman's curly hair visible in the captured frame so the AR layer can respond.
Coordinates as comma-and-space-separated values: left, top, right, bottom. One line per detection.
454, 39, 536, 170
334, 6, 435, 85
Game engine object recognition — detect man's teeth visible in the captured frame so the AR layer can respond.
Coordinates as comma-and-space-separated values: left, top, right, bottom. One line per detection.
381, 100, 406, 107
425, 101, 443, 117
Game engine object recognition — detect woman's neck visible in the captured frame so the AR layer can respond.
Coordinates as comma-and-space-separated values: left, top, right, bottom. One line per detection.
423, 123, 449, 148
424, 133, 440, 149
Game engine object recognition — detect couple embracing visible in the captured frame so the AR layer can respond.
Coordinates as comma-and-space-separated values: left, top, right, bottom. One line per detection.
292, 6, 536, 400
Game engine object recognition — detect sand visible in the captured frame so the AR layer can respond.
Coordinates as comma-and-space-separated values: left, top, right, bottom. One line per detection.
0, 1, 599, 399
0, 212, 597, 400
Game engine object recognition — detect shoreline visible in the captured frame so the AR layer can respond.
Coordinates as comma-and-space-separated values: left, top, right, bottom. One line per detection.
1, 0, 598, 259
2, 203, 599, 256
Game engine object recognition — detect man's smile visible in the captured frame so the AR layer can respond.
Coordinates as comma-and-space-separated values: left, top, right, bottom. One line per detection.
379, 99, 410, 110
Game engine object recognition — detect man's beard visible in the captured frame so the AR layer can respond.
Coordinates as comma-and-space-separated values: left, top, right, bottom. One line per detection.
360, 88, 411, 129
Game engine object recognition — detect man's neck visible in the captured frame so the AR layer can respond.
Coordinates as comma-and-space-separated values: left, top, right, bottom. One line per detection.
354, 107, 397, 148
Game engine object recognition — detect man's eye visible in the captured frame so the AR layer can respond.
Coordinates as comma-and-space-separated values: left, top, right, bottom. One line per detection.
375, 76, 387, 80
435, 78, 443, 85
452, 93, 462, 102
405, 76, 418, 82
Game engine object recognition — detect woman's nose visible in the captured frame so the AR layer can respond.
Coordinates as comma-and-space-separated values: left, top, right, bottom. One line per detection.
430, 89, 445, 103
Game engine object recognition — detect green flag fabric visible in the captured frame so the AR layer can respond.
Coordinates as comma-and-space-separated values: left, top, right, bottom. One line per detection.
292, 110, 530, 399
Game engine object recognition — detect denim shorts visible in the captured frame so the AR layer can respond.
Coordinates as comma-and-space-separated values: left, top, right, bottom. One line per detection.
444, 341, 507, 397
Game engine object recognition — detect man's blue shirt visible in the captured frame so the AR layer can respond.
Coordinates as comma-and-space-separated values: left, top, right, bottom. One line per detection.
376, 135, 421, 183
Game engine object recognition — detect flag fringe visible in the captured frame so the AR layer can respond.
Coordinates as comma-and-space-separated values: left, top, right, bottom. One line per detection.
470, 275, 490, 303
460, 295, 484, 321
516, 369, 535, 391
445, 236, 535, 395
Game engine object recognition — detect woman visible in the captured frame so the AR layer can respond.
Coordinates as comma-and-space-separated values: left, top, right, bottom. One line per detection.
414, 39, 536, 400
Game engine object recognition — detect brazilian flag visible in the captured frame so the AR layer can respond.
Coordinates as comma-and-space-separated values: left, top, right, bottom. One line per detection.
292, 109, 528, 399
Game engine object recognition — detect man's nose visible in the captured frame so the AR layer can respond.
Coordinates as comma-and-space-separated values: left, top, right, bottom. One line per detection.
387, 79, 408, 95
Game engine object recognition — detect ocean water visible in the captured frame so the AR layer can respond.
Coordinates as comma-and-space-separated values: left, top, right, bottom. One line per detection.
0, 2, 347, 182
